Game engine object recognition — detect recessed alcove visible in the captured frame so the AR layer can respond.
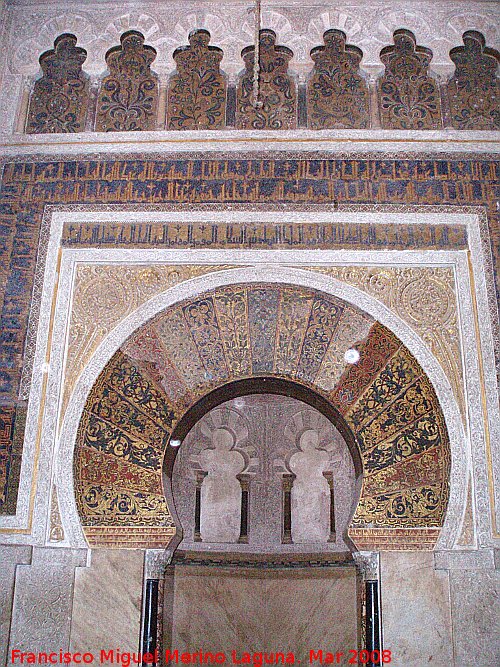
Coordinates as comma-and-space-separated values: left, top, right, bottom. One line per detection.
171, 393, 358, 554
163, 390, 360, 654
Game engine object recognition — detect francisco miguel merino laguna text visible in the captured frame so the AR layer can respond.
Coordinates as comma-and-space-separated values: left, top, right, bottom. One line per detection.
11, 649, 394, 665
11, 649, 339, 666
11, 650, 296, 666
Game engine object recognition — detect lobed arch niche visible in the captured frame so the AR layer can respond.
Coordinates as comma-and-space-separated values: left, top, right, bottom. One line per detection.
72, 280, 452, 553
166, 378, 362, 554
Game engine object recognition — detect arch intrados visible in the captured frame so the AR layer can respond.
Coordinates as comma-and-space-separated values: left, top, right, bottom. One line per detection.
163, 376, 363, 479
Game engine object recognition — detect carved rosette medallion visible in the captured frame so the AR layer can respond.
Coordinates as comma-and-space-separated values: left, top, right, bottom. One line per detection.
378, 29, 442, 130
167, 29, 227, 130
236, 29, 297, 130
96, 30, 159, 132
307, 29, 370, 129
447, 31, 500, 130
26, 33, 89, 134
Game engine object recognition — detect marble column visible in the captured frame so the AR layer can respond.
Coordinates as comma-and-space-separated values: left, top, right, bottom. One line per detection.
194, 471, 206, 542
141, 580, 159, 666
354, 551, 382, 667
143, 550, 174, 667
0, 545, 32, 667
8, 547, 88, 655
237, 474, 251, 543
322, 471, 336, 542
281, 473, 295, 544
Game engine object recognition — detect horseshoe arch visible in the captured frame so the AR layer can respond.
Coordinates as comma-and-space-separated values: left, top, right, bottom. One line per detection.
69, 271, 457, 552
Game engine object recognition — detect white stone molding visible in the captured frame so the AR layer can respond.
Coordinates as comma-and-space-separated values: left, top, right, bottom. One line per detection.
0, 128, 499, 158
0, 207, 497, 563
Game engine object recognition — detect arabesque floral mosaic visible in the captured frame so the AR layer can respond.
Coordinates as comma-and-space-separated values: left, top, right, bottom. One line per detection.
74, 284, 451, 550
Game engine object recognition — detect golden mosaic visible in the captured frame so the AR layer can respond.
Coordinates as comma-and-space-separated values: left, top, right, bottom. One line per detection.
308, 266, 464, 419
62, 264, 237, 419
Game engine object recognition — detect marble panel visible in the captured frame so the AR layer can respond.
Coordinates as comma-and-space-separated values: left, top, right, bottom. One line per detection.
199, 428, 245, 543
173, 394, 356, 553
449, 569, 500, 666
8, 547, 88, 654
170, 565, 358, 660
290, 430, 331, 543
0, 545, 32, 667
69, 549, 143, 654
380, 551, 453, 667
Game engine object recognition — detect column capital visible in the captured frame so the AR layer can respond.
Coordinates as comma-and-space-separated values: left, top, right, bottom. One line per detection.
145, 549, 174, 579
353, 550, 380, 581
282, 472, 296, 492
237, 472, 251, 491
195, 470, 208, 487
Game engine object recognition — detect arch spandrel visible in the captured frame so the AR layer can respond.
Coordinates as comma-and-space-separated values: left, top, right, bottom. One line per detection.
73, 282, 451, 551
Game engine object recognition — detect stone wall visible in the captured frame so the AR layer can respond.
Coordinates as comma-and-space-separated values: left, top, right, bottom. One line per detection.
0, 2, 498, 666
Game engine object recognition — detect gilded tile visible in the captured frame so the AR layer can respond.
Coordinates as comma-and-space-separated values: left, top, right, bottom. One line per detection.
182, 296, 229, 382
346, 346, 423, 429
315, 307, 373, 392
296, 296, 344, 382
236, 30, 296, 130
248, 287, 280, 374
213, 287, 252, 378
154, 308, 208, 392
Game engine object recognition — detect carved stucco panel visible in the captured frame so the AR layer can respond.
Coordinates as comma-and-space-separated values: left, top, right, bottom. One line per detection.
0, 2, 498, 133
6, 2, 500, 81
63, 263, 465, 427
309, 266, 465, 421
48, 484, 65, 543
61, 264, 238, 419
7, 547, 88, 654
1, 2, 498, 134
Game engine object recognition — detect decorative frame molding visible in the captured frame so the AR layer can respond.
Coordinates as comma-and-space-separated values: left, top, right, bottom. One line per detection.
1, 205, 497, 557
